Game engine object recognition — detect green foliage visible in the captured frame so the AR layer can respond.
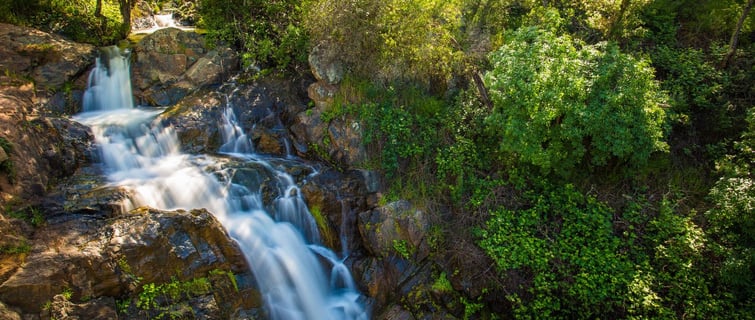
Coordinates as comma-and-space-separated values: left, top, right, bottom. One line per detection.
7, 206, 45, 227
117, 256, 143, 285
640, 199, 727, 318
0, 0, 126, 46
61, 287, 74, 300
477, 183, 632, 318
303, 0, 464, 88
431, 272, 453, 293
392, 239, 413, 259
209, 269, 238, 291
137, 277, 211, 311
0, 240, 31, 254
198, 0, 308, 71
704, 108, 755, 313
483, 23, 667, 176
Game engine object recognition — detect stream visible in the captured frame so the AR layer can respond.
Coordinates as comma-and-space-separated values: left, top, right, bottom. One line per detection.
73, 46, 368, 320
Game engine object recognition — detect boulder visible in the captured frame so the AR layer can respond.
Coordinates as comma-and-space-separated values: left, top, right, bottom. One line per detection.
309, 42, 344, 85
0, 84, 94, 203
159, 88, 225, 154
132, 28, 239, 106
293, 82, 367, 169
0, 207, 254, 315
358, 200, 431, 261
49, 295, 118, 320
327, 117, 368, 167
162, 78, 307, 156
0, 23, 96, 90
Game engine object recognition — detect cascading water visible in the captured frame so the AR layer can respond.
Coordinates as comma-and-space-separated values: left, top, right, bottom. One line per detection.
74, 46, 368, 320
133, 12, 195, 34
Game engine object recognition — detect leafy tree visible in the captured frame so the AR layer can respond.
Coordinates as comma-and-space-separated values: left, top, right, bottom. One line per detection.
705, 109, 755, 314
198, 0, 308, 71
483, 19, 667, 176
0, 0, 126, 45
303, 0, 464, 88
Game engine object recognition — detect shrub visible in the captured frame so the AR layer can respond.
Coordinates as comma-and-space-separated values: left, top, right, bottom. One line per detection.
483, 23, 667, 176
303, 0, 463, 88
198, 0, 308, 71
477, 183, 632, 318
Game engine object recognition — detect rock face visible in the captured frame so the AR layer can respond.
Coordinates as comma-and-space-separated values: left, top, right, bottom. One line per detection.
0, 84, 94, 203
358, 200, 431, 261
0, 23, 96, 90
160, 77, 308, 156
309, 42, 344, 85
0, 206, 257, 318
352, 200, 438, 312
131, 28, 239, 106
290, 41, 367, 169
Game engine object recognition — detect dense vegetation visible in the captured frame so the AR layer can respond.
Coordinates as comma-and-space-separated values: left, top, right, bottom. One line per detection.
2, 0, 753, 318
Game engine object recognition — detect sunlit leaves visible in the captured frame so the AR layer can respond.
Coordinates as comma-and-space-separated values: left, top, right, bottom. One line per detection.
303, 0, 464, 86
198, 0, 308, 70
477, 184, 631, 318
483, 22, 667, 176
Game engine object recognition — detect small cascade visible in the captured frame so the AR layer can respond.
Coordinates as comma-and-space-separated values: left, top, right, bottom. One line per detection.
132, 12, 195, 34
219, 99, 254, 154
74, 46, 368, 320
154, 13, 177, 28
82, 46, 134, 112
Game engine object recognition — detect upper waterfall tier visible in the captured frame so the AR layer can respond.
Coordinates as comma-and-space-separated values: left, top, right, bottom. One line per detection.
82, 46, 134, 112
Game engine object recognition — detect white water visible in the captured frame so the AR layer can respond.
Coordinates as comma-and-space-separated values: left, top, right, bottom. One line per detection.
133, 12, 196, 34
74, 46, 368, 320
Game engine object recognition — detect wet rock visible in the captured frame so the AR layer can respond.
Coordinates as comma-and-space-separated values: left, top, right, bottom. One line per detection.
0, 23, 96, 90
301, 168, 377, 252
43, 165, 132, 219
132, 28, 239, 106
162, 78, 306, 156
0, 207, 254, 315
159, 89, 225, 154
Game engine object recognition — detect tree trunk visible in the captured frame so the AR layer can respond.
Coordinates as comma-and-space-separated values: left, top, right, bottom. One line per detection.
609, 0, 632, 40
118, 0, 135, 38
94, 0, 103, 18
722, 0, 754, 68
473, 71, 493, 110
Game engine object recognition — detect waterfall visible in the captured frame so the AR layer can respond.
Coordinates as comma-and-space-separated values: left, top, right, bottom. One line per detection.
74, 46, 368, 320
154, 13, 177, 28
82, 46, 134, 112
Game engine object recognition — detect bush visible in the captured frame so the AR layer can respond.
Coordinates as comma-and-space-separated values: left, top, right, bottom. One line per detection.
483, 23, 667, 176
303, 0, 463, 88
477, 183, 633, 318
0, 0, 126, 46
198, 0, 308, 71
705, 109, 755, 313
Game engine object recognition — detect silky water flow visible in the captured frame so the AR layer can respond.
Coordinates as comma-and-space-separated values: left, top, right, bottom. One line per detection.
73, 46, 369, 320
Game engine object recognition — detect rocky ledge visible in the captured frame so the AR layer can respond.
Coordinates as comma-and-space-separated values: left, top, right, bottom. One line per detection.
0, 202, 259, 319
